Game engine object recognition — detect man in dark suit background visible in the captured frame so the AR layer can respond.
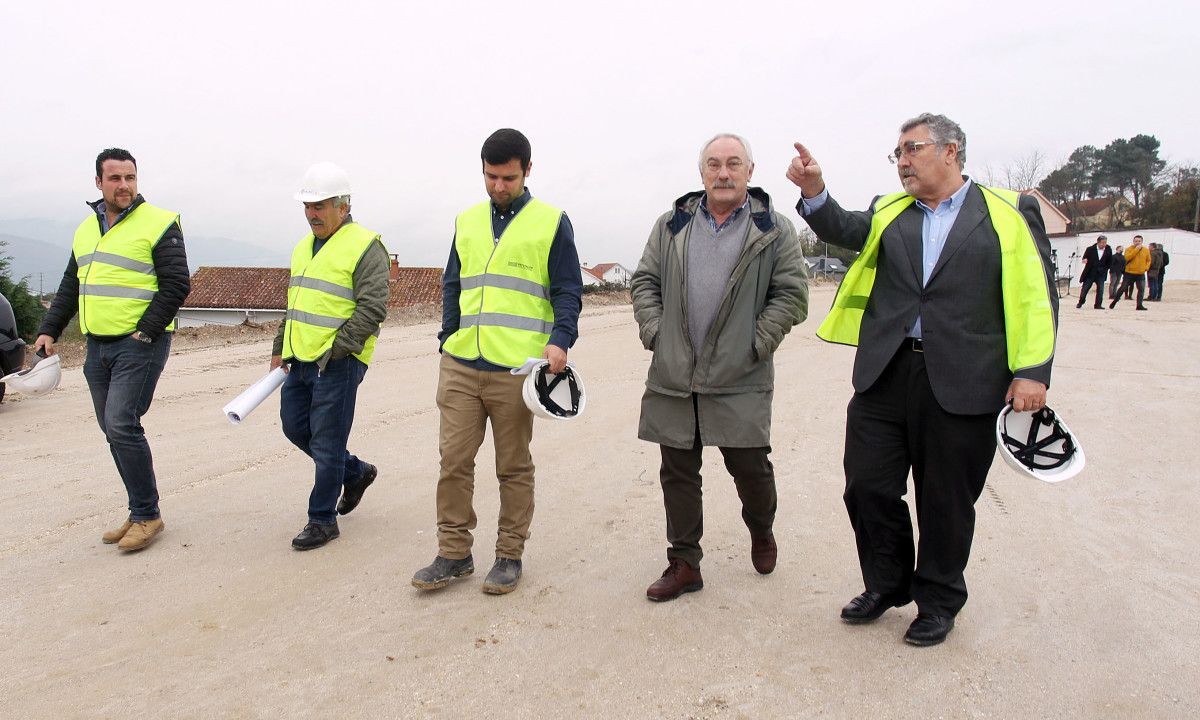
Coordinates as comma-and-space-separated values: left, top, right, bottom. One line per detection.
786, 113, 1059, 646
1077, 235, 1112, 309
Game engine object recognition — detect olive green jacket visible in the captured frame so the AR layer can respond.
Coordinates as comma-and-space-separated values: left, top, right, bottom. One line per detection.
631, 188, 808, 448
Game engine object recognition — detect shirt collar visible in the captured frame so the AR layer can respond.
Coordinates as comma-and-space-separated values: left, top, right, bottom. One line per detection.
492, 188, 532, 218
699, 193, 750, 220
916, 177, 972, 214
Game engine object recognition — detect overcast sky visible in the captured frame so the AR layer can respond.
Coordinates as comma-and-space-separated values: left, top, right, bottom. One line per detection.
4, 0, 1196, 270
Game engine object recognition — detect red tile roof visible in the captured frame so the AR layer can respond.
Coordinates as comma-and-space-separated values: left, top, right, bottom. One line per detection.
1059, 197, 1129, 218
388, 267, 443, 306
590, 262, 618, 275
581, 266, 606, 281
184, 266, 444, 310
183, 267, 290, 309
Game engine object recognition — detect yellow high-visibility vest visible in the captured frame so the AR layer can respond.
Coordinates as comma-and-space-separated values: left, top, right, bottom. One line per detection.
817, 186, 1056, 373
72, 202, 179, 336
441, 198, 561, 368
282, 222, 381, 365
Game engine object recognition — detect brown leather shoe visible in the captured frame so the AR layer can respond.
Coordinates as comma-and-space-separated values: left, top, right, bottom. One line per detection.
118, 518, 165, 551
102, 518, 133, 544
751, 533, 777, 574
646, 558, 703, 602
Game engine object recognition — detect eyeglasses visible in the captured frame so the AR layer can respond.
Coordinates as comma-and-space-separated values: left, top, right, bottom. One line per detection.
887, 140, 938, 164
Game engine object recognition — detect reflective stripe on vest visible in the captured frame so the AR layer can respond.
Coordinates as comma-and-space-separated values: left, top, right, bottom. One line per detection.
816, 185, 1056, 373
72, 202, 179, 336
281, 222, 382, 365
441, 198, 561, 368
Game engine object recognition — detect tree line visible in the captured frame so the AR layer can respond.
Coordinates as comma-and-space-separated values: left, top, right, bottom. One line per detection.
1032, 134, 1199, 231
1, 240, 47, 340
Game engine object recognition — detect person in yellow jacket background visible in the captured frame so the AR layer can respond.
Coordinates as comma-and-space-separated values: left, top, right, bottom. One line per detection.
788, 113, 1058, 647
271, 162, 389, 550
1109, 235, 1151, 310
412, 129, 582, 595
34, 148, 191, 552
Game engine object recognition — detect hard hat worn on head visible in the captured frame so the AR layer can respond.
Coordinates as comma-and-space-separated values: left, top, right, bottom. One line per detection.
295, 162, 352, 202
522, 361, 586, 420
995, 404, 1085, 483
1, 352, 62, 397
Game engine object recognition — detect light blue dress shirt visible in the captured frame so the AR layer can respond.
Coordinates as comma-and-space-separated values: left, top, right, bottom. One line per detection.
800, 179, 973, 338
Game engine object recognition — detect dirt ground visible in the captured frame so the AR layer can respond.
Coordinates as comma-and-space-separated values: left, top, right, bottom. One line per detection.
1, 283, 1197, 719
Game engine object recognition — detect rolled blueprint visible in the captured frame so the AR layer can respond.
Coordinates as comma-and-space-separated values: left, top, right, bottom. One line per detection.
223, 367, 287, 425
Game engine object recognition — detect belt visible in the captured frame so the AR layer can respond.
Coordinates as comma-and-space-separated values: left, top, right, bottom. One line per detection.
908, 337, 924, 352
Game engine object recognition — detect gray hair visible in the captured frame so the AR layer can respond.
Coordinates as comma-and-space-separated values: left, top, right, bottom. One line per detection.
331, 195, 351, 209
698, 133, 754, 168
900, 113, 966, 170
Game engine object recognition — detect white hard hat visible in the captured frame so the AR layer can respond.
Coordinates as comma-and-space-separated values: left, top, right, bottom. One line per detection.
522, 361, 586, 420
995, 404, 1085, 483
294, 161, 352, 202
1, 352, 62, 397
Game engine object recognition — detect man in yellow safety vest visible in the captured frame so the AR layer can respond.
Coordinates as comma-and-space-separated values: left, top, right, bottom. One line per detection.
271, 162, 389, 551
412, 129, 583, 595
35, 148, 191, 552
787, 113, 1059, 646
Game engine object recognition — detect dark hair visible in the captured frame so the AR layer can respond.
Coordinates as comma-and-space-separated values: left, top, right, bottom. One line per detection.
481, 129, 531, 172
96, 148, 137, 177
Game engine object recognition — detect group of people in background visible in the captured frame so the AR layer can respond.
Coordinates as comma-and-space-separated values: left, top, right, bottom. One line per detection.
28, 112, 1061, 648
1077, 233, 1171, 310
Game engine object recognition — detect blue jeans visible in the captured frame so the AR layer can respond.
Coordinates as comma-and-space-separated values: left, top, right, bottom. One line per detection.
83, 333, 172, 521
280, 356, 369, 524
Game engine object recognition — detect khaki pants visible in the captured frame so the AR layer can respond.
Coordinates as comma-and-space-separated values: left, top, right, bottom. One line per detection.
435, 354, 535, 560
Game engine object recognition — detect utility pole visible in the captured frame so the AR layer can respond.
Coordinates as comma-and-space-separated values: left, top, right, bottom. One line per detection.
1193, 191, 1199, 233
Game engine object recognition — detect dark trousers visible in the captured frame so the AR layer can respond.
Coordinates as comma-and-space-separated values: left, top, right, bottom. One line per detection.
843, 345, 996, 617
1107, 270, 1122, 298
84, 334, 172, 522
659, 402, 777, 567
280, 356, 369, 524
1111, 273, 1146, 308
1148, 275, 1161, 301
1077, 276, 1105, 307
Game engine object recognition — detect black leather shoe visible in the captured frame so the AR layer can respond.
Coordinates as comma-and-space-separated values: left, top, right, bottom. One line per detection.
840, 590, 910, 624
291, 521, 339, 550
337, 463, 378, 515
904, 613, 955, 646
482, 558, 523, 595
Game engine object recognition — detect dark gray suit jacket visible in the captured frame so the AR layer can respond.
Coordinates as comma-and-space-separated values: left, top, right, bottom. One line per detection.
801, 182, 1058, 415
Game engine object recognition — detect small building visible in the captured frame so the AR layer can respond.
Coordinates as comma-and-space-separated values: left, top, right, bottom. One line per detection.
806, 256, 849, 277
179, 259, 443, 328
1021, 189, 1072, 236
581, 262, 633, 287
1056, 196, 1135, 231
580, 265, 606, 287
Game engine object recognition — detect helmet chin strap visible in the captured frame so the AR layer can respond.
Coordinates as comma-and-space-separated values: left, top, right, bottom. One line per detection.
1001, 407, 1074, 470
534, 366, 581, 418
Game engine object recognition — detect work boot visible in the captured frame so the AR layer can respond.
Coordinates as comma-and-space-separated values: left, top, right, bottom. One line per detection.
751, 533, 778, 575
117, 518, 165, 551
337, 463, 378, 515
102, 517, 134, 544
646, 558, 703, 601
291, 521, 339, 550
482, 558, 523, 595
411, 555, 474, 591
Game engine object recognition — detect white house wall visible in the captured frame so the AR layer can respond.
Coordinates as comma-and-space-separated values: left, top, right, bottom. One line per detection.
177, 309, 286, 328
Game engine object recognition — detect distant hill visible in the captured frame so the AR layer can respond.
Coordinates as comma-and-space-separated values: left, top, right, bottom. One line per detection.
1, 217, 282, 292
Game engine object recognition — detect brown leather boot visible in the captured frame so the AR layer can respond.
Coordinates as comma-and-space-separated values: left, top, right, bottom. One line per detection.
101, 518, 133, 544
751, 533, 777, 575
646, 558, 703, 602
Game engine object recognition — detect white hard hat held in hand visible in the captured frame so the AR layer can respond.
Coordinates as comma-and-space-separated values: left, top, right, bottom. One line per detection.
995, 403, 1085, 483
1, 352, 62, 397
522, 361, 586, 421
